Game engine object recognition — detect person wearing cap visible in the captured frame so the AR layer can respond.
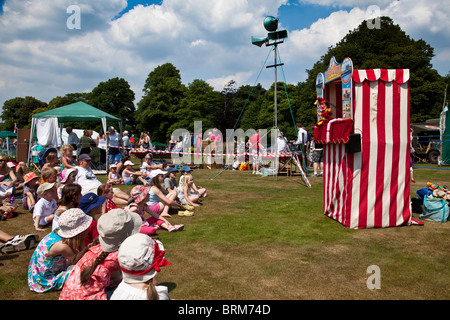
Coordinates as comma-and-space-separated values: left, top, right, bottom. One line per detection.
59, 209, 142, 300
124, 185, 183, 234
75, 154, 102, 195
122, 160, 148, 185
22, 172, 40, 212
163, 167, 179, 194
111, 233, 171, 300
28, 208, 92, 293
79, 192, 106, 247
107, 126, 122, 165
33, 182, 58, 232
178, 165, 192, 185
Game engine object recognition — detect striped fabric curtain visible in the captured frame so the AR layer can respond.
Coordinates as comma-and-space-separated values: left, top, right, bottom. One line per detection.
323, 69, 419, 229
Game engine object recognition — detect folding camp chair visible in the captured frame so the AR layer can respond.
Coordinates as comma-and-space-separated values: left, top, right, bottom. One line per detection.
30, 148, 41, 173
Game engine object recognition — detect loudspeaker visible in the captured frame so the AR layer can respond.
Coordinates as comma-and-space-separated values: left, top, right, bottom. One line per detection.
345, 133, 361, 153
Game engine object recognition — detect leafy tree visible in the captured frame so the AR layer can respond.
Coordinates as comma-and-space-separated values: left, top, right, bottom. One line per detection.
167, 79, 220, 135
136, 63, 186, 142
48, 92, 89, 109
233, 83, 266, 131
301, 17, 447, 124
89, 77, 136, 131
1, 96, 47, 130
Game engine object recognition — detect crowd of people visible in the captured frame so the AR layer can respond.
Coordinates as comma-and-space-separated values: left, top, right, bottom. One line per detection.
0, 131, 209, 299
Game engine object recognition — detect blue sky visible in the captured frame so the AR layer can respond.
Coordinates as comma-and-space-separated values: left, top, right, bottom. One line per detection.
0, 0, 448, 112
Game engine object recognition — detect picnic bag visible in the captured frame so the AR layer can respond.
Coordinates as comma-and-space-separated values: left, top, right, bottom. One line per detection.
420, 197, 450, 223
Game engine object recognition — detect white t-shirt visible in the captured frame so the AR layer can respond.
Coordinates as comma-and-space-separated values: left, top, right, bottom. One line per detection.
110, 282, 170, 300
33, 197, 57, 226
296, 128, 308, 145
75, 166, 102, 195
108, 133, 121, 147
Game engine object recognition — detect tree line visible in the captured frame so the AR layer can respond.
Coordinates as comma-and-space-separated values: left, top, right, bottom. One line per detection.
1, 17, 448, 144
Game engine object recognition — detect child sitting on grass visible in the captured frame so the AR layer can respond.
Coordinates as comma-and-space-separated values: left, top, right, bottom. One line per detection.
42, 151, 61, 173
53, 183, 82, 231
60, 144, 77, 170
28, 208, 92, 293
178, 173, 206, 208
122, 161, 148, 185
0, 192, 18, 220
97, 184, 118, 214
33, 182, 58, 232
22, 172, 40, 213
124, 186, 183, 235
107, 164, 124, 185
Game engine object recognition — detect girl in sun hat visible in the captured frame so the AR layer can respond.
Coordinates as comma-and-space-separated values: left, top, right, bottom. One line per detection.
59, 208, 142, 300
57, 167, 78, 199
111, 233, 171, 300
124, 185, 183, 235
28, 208, 92, 293
22, 172, 40, 212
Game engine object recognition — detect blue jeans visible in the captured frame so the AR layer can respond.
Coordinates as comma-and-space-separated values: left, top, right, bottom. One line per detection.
109, 152, 121, 164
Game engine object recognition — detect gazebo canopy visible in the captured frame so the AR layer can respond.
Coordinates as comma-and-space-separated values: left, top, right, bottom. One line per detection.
32, 101, 121, 122
29, 102, 122, 171
0, 130, 17, 138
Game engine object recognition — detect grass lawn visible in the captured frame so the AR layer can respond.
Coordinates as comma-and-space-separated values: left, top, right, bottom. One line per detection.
0, 163, 449, 300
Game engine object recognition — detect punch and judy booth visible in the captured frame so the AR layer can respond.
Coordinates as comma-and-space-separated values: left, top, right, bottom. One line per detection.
314, 57, 415, 229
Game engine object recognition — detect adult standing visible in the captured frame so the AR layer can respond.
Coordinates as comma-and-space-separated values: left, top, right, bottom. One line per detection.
107, 126, 122, 165
122, 131, 130, 158
295, 123, 311, 166
96, 130, 106, 150
79, 130, 93, 156
247, 129, 262, 175
66, 127, 79, 151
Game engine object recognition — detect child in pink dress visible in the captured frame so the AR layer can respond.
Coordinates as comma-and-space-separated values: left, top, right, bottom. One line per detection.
123, 186, 183, 236
59, 209, 142, 300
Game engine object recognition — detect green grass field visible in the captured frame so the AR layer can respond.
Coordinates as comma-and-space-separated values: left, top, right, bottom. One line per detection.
0, 164, 449, 300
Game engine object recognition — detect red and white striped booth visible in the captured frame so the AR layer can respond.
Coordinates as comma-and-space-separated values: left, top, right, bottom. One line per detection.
315, 57, 417, 229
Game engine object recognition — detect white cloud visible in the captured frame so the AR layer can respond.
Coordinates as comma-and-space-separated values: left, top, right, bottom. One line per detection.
0, 0, 448, 115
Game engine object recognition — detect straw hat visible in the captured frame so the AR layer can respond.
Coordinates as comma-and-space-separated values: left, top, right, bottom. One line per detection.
58, 208, 92, 239
118, 233, 170, 283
